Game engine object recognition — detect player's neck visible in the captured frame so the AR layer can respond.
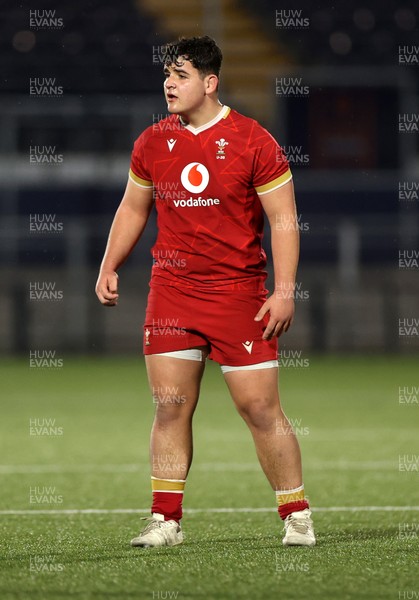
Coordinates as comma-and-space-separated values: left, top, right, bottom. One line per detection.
179, 100, 224, 129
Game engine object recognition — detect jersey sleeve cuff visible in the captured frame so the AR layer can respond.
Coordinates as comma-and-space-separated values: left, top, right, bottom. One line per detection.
255, 169, 292, 196
129, 168, 154, 189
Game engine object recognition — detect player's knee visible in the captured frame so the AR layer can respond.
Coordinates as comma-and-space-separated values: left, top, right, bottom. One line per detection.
236, 395, 278, 430
152, 388, 192, 424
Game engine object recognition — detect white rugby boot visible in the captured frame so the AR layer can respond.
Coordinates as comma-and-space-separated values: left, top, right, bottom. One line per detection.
282, 508, 316, 547
131, 513, 183, 548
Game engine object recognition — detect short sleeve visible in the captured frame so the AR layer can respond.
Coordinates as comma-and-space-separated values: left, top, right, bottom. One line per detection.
129, 131, 154, 189
252, 125, 292, 196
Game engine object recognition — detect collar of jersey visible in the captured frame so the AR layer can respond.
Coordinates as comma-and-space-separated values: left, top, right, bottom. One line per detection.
179, 105, 230, 135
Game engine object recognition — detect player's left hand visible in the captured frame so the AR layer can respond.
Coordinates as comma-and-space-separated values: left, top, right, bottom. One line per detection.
254, 295, 295, 340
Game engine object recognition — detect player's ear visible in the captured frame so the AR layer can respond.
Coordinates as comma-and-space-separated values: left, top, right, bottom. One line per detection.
205, 74, 219, 95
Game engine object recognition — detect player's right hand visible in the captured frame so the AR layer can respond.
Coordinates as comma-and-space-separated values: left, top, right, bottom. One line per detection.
95, 271, 119, 306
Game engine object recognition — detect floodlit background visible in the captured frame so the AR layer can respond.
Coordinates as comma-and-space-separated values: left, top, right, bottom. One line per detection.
1, 0, 418, 356
1, 3, 419, 599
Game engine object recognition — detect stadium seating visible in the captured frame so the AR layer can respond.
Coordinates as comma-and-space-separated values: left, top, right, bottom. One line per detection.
1, 0, 164, 93
242, 0, 419, 65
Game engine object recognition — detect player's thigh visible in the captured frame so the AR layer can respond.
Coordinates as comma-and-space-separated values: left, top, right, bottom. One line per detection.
223, 367, 280, 418
145, 348, 207, 417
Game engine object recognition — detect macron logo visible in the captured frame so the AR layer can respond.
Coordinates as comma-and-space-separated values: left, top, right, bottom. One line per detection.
242, 341, 254, 354
167, 139, 177, 152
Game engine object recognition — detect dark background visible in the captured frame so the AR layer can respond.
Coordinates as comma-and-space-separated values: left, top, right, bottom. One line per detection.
0, 0, 418, 355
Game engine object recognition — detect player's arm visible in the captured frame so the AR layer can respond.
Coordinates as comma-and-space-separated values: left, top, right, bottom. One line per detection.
255, 179, 300, 339
95, 178, 154, 306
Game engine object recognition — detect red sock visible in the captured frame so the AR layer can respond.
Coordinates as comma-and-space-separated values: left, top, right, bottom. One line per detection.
151, 477, 185, 522
276, 484, 309, 520
278, 499, 309, 520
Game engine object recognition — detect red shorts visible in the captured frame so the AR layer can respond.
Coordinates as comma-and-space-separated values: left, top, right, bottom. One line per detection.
143, 283, 277, 366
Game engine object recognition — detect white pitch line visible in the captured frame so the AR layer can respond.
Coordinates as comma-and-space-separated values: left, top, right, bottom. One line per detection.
0, 464, 142, 474
0, 460, 397, 474
0, 506, 418, 516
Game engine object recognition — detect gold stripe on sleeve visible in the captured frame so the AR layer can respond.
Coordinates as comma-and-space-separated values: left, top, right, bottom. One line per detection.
255, 169, 292, 196
129, 168, 153, 188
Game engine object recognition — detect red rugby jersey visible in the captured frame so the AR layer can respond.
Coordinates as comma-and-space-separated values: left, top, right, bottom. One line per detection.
129, 106, 292, 291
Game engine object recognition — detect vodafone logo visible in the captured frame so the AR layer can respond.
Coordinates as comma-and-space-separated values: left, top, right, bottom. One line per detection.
175, 162, 219, 208
180, 162, 210, 193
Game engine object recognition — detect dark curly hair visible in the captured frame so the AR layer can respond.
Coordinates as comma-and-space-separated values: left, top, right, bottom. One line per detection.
163, 35, 222, 78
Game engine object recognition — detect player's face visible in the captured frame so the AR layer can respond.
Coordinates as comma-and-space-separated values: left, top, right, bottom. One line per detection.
163, 59, 209, 117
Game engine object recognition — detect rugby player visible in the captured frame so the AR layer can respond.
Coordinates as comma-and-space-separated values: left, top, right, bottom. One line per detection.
96, 36, 315, 548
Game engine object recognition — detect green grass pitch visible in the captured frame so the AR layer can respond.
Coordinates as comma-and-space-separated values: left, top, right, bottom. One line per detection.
1, 355, 418, 599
